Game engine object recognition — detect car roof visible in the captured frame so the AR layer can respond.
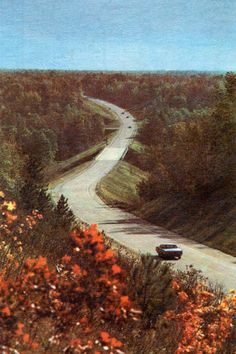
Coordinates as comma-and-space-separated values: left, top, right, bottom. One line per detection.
159, 244, 178, 248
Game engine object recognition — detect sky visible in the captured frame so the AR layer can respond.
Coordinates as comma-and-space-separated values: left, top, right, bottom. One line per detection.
0, 0, 235, 71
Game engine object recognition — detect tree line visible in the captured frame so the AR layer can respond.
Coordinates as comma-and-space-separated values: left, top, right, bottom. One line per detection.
138, 72, 236, 200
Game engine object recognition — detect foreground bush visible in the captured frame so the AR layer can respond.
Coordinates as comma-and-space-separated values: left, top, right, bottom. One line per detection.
0, 228, 138, 352
0, 191, 235, 353
164, 281, 236, 353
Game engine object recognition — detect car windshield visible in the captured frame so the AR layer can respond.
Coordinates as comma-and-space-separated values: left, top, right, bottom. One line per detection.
160, 244, 178, 249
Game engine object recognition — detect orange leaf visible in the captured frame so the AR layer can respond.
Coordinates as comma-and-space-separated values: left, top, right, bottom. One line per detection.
88, 224, 98, 235
80, 316, 88, 324
172, 280, 180, 290
34, 256, 47, 269
61, 255, 71, 263
112, 264, 122, 274
1, 306, 11, 316
104, 249, 114, 260
23, 333, 30, 343
178, 291, 189, 302
91, 232, 103, 244
100, 331, 111, 344
120, 295, 130, 307
5, 211, 17, 224
115, 308, 121, 316
25, 258, 36, 268
111, 337, 123, 348
96, 243, 105, 251
72, 264, 82, 275
31, 342, 39, 350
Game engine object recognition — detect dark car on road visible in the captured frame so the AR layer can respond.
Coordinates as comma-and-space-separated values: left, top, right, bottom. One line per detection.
156, 244, 183, 259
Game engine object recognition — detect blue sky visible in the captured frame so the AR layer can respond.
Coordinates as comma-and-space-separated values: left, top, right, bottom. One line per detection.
0, 0, 235, 71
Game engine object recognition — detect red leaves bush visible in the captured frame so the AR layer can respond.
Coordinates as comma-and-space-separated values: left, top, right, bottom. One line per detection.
0, 195, 135, 352
0, 191, 235, 353
164, 280, 236, 353
69, 225, 133, 321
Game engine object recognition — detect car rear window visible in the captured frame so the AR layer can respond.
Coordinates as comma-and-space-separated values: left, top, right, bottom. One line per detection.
161, 244, 177, 249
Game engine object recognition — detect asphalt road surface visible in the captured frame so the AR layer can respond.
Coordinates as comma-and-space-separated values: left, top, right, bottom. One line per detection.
51, 98, 236, 291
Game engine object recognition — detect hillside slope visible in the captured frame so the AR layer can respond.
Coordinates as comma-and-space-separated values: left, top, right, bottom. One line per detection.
98, 141, 236, 257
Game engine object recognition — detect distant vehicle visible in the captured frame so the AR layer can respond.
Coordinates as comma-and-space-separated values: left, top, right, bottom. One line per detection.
128, 126, 132, 128
126, 116, 129, 118
121, 112, 125, 115
156, 244, 183, 259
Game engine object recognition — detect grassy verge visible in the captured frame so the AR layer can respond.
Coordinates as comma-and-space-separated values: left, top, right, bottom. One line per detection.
96, 160, 147, 210
84, 98, 120, 128
46, 141, 105, 182
136, 192, 236, 257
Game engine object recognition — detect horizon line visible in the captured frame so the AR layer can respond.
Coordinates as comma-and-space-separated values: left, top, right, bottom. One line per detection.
0, 68, 233, 74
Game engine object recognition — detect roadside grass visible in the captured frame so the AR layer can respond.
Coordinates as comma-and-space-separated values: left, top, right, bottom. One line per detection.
128, 140, 145, 153
212, 219, 236, 256
46, 99, 119, 184
124, 140, 146, 169
46, 141, 106, 183
84, 98, 120, 128
97, 160, 148, 209
136, 193, 236, 257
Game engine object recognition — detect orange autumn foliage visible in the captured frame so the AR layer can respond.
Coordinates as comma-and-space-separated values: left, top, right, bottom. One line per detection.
165, 281, 236, 354
0, 193, 135, 352
112, 264, 122, 275
0, 191, 235, 353
1, 306, 11, 316
61, 254, 72, 263
100, 331, 123, 350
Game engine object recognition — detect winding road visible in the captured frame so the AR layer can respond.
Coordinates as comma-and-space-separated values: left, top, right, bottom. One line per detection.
51, 98, 236, 291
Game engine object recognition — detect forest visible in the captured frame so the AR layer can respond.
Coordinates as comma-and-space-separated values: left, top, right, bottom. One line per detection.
0, 71, 106, 201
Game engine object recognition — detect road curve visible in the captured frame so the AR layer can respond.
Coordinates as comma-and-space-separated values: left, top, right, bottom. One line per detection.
51, 98, 236, 291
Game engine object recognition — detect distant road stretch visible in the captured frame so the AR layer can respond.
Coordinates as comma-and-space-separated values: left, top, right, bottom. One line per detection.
51, 97, 236, 290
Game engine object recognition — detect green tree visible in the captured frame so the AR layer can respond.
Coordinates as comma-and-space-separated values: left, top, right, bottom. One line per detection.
20, 157, 52, 213
0, 129, 23, 196
128, 255, 175, 328
54, 194, 75, 230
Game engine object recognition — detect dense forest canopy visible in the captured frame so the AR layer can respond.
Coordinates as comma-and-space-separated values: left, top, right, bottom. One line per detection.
82, 72, 219, 117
